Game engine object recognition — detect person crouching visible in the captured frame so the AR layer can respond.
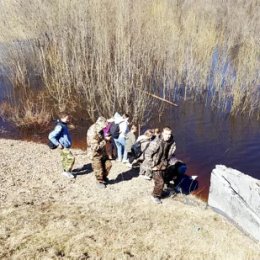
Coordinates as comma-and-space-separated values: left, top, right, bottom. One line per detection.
48, 112, 75, 179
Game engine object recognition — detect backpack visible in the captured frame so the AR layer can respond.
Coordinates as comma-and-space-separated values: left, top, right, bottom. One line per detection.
131, 140, 150, 159
47, 121, 64, 149
131, 141, 142, 159
109, 122, 120, 139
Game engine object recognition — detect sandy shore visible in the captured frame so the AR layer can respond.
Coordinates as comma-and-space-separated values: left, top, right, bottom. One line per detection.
0, 139, 259, 259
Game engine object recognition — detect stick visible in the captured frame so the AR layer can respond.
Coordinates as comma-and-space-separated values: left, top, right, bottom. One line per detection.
142, 90, 178, 107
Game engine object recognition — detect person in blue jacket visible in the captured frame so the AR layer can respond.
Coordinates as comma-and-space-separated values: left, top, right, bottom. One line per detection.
48, 112, 75, 178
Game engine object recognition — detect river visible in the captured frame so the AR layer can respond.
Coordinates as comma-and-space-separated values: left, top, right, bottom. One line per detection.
1, 78, 260, 201
153, 101, 260, 200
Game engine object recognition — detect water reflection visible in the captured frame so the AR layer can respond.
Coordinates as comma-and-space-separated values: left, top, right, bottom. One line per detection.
1, 100, 260, 201
150, 101, 260, 200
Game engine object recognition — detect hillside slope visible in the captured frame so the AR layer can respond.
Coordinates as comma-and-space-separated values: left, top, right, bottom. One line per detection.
0, 139, 259, 259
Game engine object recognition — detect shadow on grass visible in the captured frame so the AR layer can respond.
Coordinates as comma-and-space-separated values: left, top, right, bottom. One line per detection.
72, 163, 93, 176
111, 167, 140, 184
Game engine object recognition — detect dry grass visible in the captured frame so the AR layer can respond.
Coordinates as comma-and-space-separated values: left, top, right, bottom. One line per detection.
0, 0, 259, 125
0, 139, 260, 259
0, 95, 51, 129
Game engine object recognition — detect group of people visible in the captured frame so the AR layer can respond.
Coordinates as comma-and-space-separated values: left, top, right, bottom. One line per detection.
48, 112, 186, 204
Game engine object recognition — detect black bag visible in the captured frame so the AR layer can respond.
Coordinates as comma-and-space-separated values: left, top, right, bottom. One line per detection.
131, 140, 150, 160
131, 141, 142, 159
109, 122, 120, 139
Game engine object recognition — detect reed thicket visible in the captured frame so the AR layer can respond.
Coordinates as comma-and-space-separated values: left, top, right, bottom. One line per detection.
0, 0, 259, 127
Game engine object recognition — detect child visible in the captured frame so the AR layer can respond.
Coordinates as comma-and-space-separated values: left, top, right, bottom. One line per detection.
48, 112, 75, 178
153, 128, 161, 138
136, 129, 155, 179
123, 124, 137, 163
103, 118, 114, 160
113, 113, 129, 162
87, 116, 112, 188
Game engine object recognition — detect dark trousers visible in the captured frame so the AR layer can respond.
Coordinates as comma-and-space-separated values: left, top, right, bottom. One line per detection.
92, 156, 112, 183
152, 170, 166, 198
111, 138, 117, 159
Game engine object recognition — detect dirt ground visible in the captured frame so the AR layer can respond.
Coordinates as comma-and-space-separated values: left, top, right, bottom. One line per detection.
0, 139, 259, 259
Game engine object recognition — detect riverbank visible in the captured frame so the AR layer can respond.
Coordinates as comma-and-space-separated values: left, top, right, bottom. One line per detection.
0, 139, 259, 259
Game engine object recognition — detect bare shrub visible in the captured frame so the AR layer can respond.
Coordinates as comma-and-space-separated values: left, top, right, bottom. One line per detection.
0, 101, 15, 119
0, 0, 259, 126
0, 93, 51, 129
10, 99, 51, 129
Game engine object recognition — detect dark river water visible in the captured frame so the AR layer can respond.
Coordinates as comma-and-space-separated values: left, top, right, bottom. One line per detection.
156, 101, 260, 200
1, 77, 260, 201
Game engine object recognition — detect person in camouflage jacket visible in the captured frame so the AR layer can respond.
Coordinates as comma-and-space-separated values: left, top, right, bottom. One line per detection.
144, 127, 176, 204
86, 116, 112, 188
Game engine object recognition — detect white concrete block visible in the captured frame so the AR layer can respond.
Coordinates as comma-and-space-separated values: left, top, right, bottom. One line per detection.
208, 165, 260, 241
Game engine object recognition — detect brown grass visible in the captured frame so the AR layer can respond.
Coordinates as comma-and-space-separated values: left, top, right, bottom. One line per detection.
0, 139, 260, 259
0, 0, 259, 126
0, 94, 51, 129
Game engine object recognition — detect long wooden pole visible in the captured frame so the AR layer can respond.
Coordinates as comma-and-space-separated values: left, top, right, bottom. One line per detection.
142, 90, 178, 107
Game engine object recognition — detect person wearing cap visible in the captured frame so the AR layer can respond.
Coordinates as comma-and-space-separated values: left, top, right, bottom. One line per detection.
86, 116, 112, 188
144, 127, 176, 204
